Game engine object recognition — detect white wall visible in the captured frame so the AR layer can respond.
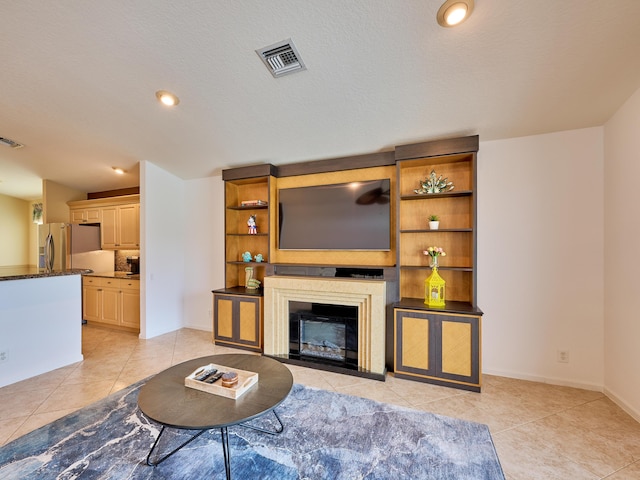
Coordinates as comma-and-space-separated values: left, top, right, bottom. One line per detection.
140, 160, 186, 338
182, 175, 226, 331
478, 128, 605, 390
603, 86, 640, 418
0, 275, 83, 387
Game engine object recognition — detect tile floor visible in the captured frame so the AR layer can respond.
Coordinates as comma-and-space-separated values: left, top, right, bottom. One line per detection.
1, 324, 640, 479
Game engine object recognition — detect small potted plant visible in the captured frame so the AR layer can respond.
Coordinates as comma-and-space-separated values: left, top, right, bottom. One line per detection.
428, 215, 440, 230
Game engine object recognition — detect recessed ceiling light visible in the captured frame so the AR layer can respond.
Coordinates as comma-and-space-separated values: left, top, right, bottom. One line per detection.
112, 167, 126, 175
437, 0, 474, 27
155, 90, 180, 107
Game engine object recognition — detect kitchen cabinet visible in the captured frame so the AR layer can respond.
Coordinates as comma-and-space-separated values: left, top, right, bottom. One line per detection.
212, 289, 262, 352
101, 203, 140, 249
67, 195, 140, 249
82, 276, 102, 322
82, 276, 140, 332
394, 301, 482, 392
70, 207, 101, 224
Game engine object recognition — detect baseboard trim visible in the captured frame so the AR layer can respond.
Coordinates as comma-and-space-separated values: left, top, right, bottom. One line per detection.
482, 368, 603, 392
602, 387, 640, 423
483, 368, 640, 423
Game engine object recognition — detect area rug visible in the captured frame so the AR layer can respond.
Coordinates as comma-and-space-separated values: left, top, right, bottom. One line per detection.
0, 381, 504, 479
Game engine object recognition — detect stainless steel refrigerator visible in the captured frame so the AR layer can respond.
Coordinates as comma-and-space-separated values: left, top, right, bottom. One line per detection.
38, 223, 112, 272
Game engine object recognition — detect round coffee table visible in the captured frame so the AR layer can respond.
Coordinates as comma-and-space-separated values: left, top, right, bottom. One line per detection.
138, 354, 293, 479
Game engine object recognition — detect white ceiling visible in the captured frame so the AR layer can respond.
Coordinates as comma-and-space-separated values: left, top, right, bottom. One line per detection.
1, 0, 640, 201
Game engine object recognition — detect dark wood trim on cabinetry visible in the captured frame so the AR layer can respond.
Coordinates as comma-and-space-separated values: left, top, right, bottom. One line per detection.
88, 187, 140, 199
276, 151, 395, 177
222, 164, 277, 181
395, 135, 479, 161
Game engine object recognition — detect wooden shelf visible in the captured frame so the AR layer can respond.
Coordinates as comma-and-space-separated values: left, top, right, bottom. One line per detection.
226, 233, 269, 237
400, 265, 473, 272
400, 228, 473, 234
212, 286, 263, 297
395, 297, 483, 316
227, 261, 270, 266
227, 204, 269, 210
400, 190, 473, 200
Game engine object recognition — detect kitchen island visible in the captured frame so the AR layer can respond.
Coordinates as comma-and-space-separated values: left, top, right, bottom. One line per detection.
0, 267, 87, 388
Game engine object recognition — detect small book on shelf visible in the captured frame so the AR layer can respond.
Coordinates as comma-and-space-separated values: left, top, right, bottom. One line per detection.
240, 200, 267, 207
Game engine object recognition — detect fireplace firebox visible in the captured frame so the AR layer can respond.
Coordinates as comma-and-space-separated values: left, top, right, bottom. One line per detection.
289, 302, 358, 369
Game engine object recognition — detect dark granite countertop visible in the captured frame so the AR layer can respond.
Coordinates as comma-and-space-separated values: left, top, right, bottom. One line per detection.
84, 271, 140, 280
0, 266, 91, 281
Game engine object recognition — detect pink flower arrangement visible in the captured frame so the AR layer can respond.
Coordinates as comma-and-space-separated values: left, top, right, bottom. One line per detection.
423, 246, 446, 258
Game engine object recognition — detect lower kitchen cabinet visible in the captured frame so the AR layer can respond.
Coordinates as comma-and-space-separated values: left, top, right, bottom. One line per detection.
212, 288, 262, 352
83, 276, 140, 332
394, 300, 482, 392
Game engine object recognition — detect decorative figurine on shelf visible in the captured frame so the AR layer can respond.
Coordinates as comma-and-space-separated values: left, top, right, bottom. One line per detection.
254, 253, 264, 262
247, 215, 257, 234
245, 266, 254, 288
414, 170, 454, 194
246, 278, 261, 290
242, 251, 252, 262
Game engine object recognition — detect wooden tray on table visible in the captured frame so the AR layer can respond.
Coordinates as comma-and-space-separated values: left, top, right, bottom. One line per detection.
185, 363, 258, 400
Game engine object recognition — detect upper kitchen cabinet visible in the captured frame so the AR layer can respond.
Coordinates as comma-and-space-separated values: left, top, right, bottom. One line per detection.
68, 194, 140, 250
101, 203, 139, 249
70, 206, 101, 224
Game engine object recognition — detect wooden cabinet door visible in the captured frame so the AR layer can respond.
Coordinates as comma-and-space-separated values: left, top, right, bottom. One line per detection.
71, 209, 86, 223
82, 284, 101, 322
101, 287, 120, 325
86, 208, 101, 223
120, 288, 140, 329
439, 316, 478, 384
214, 297, 234, 341
101, 207, 118, 248
118, 204, 139, 248
237, 297, 260, 345
394, 309, 437, 377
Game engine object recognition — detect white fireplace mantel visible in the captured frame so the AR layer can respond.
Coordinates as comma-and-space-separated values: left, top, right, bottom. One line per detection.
263, 275, 387, 376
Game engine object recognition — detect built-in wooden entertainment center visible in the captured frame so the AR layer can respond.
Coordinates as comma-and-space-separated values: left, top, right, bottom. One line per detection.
213, 135, 483, 391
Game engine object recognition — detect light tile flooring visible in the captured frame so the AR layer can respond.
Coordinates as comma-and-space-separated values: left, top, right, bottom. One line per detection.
1, 325, 640, 479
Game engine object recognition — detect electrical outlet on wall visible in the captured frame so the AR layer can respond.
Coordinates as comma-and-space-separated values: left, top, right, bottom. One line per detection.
557, 349, 570, 363
0, 349, 8, 364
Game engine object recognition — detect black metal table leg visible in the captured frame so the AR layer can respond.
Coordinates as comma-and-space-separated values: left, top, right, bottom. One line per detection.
221, 426, 231, 480
239, 408, 285, 435
146, 425, 207, 466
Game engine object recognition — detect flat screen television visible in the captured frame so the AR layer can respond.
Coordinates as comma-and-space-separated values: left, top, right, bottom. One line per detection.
278, 179, 391, 250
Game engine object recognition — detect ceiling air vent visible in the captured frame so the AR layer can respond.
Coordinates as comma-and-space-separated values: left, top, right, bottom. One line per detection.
256, 38, 307, 78
0, 137, 24, 149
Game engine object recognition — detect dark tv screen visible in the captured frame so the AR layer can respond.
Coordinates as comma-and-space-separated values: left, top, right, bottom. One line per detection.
278, 179, 391, 250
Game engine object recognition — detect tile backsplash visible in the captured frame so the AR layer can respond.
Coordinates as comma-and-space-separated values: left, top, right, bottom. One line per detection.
115, 250, 140, 272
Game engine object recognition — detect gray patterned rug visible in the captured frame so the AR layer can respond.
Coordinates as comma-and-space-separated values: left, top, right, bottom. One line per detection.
0, 381, 504, 479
